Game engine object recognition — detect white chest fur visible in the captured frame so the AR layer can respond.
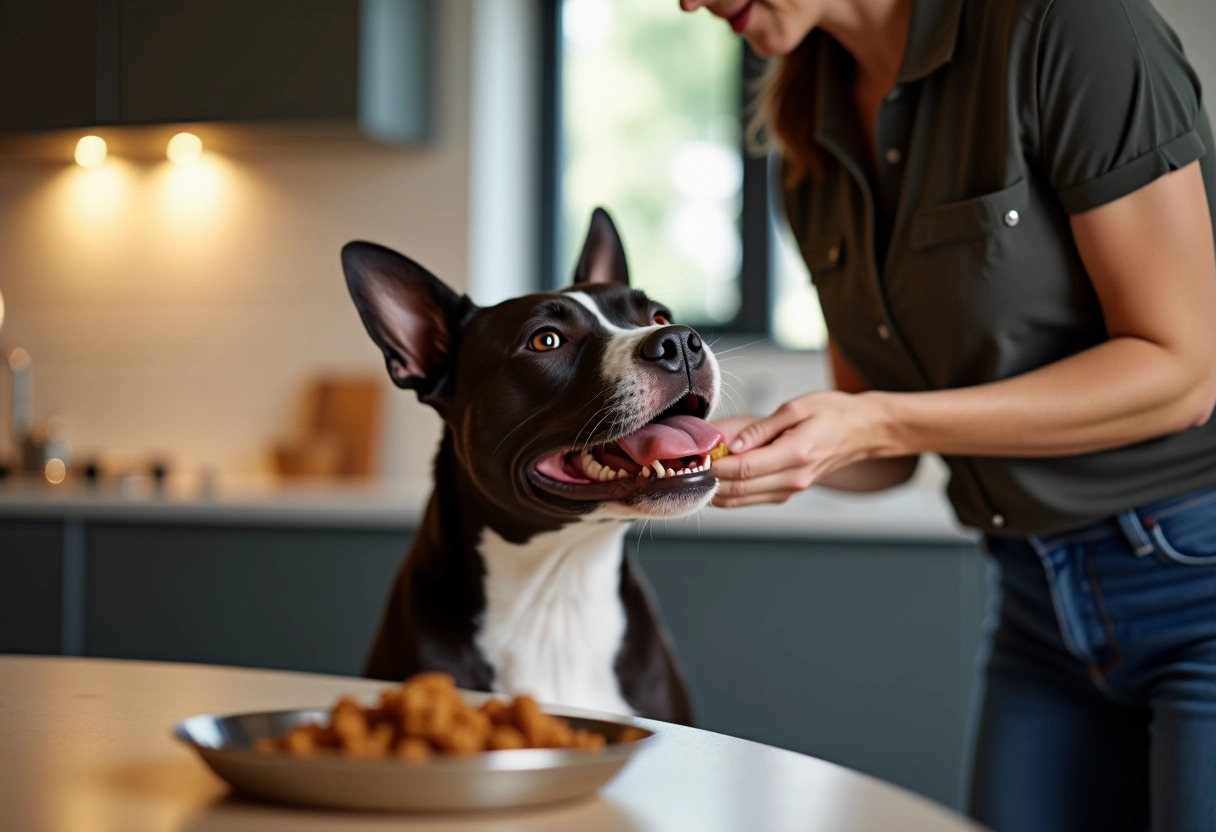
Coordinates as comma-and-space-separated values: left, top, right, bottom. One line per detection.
475, 521, 634, 716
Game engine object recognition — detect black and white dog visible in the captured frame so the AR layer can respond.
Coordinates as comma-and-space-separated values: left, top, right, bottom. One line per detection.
341, 209, 723, 724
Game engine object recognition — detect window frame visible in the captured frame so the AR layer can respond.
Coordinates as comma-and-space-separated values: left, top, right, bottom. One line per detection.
539, 1, 774, 341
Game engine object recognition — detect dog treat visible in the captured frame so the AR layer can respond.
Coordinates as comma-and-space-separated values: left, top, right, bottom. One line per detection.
253, 672, 607, 759
708, 442, 731, 460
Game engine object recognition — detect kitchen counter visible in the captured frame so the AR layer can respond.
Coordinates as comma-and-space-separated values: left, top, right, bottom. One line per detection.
0, 472, 986, 811
0, 469, 974, 542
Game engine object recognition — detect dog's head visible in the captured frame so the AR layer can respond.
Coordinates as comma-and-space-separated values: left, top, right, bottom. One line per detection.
342, 208, 722, 522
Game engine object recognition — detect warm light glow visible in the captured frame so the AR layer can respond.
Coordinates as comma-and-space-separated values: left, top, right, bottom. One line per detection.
45, 458, 67, 485
74, 135, 107, 168
0, 287, 5, 335
166, 132, 203, 165
56, 162, 133, 241
153, 154, 227, 228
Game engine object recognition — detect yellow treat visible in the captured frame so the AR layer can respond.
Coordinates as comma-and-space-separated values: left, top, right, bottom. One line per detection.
708, 442, 730, 460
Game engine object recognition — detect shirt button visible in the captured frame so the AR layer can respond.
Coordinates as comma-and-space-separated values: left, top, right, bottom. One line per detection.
826, 245, 840, 265
1004, 209, 1020, 227
884, 148, 902, 165
885, 86, 902, 103
992, 514, 1006, 529
877, 324, 891, 341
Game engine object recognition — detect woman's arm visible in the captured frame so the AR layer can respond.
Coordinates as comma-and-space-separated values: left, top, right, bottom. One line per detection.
817, 341, 919, 492
875, 161, 1216, 458
713, 162, 1216, 507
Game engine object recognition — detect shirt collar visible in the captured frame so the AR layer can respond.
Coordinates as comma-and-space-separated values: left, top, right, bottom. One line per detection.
810, 0, 965, 148
897, 0, 966, 83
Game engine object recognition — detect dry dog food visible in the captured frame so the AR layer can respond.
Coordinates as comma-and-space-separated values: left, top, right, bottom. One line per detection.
253, 672, 608, 759
708, 442, 731, 460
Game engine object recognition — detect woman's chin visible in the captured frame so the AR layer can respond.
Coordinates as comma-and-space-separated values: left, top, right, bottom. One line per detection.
745, 29, 799, 58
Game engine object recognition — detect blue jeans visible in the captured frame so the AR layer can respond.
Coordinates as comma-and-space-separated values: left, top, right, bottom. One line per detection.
966, 485, 1216, 832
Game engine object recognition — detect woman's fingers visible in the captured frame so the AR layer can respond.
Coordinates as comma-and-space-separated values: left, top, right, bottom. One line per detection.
711, 416, 757, 447
711, 436, 809, 483
713, 465, 813, 499
712, 490, 797, 508
728, 402, 807, 453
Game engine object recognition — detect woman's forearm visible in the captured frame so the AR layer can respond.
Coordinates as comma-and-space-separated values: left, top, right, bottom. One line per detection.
872, 335, 1216, 459
816, 455, 920, 492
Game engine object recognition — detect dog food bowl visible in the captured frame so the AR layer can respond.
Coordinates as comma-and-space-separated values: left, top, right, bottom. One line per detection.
172, 698, 654, 812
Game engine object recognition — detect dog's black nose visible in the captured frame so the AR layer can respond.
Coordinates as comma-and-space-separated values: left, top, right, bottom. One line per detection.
640, 325, 705, 373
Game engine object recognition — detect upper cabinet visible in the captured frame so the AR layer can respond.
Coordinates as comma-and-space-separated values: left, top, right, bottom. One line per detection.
0, 1, 100, 132
0, 0, 433, 143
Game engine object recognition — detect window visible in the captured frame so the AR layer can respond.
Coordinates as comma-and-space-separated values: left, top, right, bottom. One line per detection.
550, 0, 828, 349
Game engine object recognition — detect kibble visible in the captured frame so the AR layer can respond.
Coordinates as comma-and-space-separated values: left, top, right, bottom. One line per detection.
254, 672, 611, 759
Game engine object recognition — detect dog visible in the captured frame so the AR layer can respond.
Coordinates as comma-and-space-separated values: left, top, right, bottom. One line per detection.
341, 208, 723, 724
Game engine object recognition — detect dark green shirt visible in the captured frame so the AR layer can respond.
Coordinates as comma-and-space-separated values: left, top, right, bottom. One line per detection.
782, 0, 1216, 535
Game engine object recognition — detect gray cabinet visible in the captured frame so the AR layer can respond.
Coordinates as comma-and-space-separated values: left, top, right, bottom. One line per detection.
0, 1, 100, 132
635, 537, 988, 809
84, 522, 410, 675
116, 0, 361, 126
0, 0, 433, 142
0, 516, 988, 810
0, 521, 66, 654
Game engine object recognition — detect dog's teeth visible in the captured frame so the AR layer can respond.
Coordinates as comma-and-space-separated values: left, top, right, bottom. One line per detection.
666, 468, 676, 478
703, 455, 712, 468
651, 460, 665, 478
617, 468, 629, 479
581, 452, 602, 477
640, 466, 651, 478
600, 467, 615, 481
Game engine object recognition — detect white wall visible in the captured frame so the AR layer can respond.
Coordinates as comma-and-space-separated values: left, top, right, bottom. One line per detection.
0, 1, 474, 481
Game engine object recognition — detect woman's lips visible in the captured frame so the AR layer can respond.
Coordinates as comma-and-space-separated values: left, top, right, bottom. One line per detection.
727, 1, 754, 34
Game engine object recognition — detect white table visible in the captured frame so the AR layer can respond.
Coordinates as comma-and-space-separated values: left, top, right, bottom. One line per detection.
0, 656, 985, 832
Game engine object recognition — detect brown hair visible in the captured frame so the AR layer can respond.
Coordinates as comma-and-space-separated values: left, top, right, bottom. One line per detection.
747, 32, 825, 186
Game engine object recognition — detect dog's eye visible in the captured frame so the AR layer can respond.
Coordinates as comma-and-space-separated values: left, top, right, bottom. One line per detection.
529, 329, 564, 351
652, 312, 671, 326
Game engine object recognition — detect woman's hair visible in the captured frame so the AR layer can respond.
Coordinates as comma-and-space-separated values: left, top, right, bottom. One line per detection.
748, 32, 824, 186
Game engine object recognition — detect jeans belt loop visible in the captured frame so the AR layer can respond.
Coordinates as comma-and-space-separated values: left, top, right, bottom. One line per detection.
1116, 508, 1155, 557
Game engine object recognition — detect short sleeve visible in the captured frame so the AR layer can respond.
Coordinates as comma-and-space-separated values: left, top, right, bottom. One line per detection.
1036, 0, 1207, 214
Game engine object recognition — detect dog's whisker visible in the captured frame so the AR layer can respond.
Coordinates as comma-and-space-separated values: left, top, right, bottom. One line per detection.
712, 338, 768, 356
570, 402, 617, 450
491, 408, 548, 456
717, 381, 745, 416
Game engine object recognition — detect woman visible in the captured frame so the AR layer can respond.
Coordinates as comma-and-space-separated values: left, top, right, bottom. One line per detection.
678, 0, 1216, 829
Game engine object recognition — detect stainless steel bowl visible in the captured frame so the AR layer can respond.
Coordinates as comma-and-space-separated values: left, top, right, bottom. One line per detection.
172, 703, 654, 812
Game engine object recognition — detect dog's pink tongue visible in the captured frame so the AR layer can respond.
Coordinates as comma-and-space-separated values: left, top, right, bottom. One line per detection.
617, 415, 724, 465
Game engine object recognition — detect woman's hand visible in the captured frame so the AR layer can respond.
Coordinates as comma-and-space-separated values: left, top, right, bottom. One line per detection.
711, 391, 893, 507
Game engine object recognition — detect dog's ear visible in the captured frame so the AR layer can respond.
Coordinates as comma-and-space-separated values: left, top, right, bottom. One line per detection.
573, 207, 629, 286
341, 241, 473, 407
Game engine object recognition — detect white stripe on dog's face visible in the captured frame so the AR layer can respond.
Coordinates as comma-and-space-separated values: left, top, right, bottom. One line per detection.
565, 291, 629, 334
567, 291, 666, 416
563, 290, 719, 433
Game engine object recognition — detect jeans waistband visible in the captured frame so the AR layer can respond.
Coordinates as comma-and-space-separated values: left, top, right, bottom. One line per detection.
988, 484, 1216, 557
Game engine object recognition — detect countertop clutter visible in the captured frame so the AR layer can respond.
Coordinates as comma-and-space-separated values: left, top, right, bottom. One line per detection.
0, 469, 972, 541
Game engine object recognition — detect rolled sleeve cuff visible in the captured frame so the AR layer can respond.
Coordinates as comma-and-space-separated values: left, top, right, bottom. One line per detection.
1056, 129, 1207, 214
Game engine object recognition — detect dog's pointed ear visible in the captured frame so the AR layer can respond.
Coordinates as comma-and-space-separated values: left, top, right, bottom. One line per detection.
573, 207, 629, 286
341, 241, 473, 407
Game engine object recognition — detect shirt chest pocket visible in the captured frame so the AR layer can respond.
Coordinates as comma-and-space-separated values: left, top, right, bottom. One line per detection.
910, 178, 1029, 250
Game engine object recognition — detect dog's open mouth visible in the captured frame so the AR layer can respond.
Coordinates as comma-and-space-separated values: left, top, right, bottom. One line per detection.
529, 393, 724, 501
